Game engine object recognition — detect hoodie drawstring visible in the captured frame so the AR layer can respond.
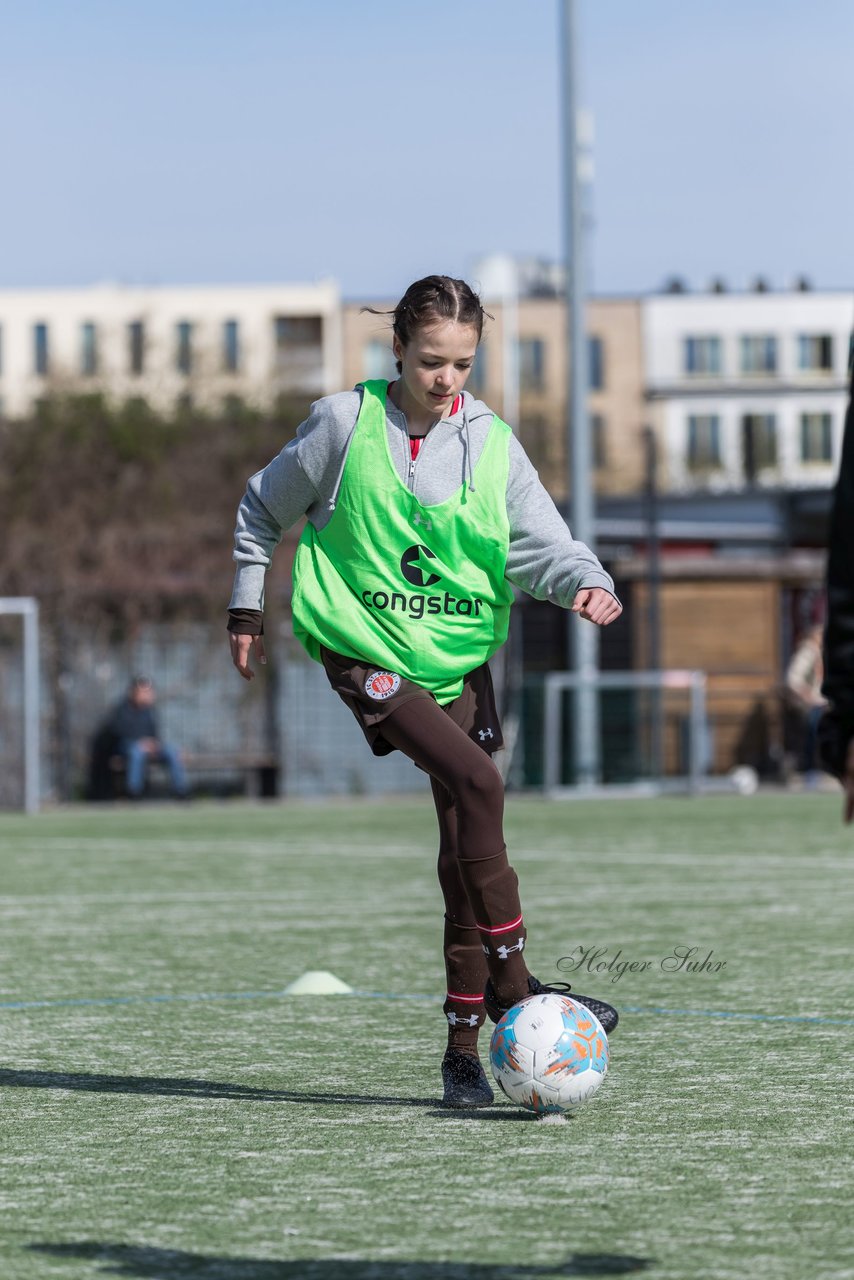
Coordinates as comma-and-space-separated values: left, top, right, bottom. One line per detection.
327, 422, 358, 512
463, 407, 476, 495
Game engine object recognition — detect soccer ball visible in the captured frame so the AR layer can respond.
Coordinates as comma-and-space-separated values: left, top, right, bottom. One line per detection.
489, 993, 609, 1115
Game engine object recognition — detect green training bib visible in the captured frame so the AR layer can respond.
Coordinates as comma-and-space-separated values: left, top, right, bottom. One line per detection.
291, 380, 514, 703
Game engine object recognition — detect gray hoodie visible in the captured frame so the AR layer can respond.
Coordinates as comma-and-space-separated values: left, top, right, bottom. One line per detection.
229, 386, 616, 613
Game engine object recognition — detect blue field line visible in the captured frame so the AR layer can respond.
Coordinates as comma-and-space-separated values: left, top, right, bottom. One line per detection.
619, 1004, 854, 1027
0, 989, 305, 1012
0, 987, 852, 1026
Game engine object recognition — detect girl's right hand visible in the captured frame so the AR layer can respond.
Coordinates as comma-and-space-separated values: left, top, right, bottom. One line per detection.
230, 633, 267, 681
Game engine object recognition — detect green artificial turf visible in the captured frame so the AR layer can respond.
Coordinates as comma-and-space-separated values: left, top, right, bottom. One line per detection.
1, 794, 853, 1280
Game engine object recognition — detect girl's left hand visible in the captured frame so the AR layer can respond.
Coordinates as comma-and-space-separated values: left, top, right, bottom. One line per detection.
571, 588, 622, 626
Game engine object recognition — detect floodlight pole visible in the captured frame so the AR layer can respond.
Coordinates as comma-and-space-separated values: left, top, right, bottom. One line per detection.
644, 426, 664, 779
501, 274, 520, 440
560, 0, 600, 786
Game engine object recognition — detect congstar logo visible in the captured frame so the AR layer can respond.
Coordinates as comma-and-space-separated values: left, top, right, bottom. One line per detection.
359, 542, 485, 621
400, 544, 441, 589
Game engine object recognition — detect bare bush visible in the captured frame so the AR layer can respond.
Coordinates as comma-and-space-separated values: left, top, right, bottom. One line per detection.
0, 393, 307, 623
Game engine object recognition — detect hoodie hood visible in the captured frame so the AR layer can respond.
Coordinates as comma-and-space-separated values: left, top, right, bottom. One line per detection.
328, 387, 499, 511
424, 390, 498, 497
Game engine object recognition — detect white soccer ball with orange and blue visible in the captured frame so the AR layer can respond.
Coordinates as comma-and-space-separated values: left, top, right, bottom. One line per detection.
489, 992, 609, 1115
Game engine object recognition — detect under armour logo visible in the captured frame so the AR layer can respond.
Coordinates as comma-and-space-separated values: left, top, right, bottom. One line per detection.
446, 1011, 480, 1027
482, 936, 526, 960
478, 728, 494, 741
412, 512, 433, 532
497, 937, 526, 961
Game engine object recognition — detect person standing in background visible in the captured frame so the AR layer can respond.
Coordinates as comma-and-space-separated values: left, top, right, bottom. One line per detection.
785, 623, 827, 787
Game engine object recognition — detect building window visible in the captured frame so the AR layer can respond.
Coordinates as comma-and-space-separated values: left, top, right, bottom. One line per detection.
468, 343, 487, 395
684, 336, 722, 376
273, 314, 324, 390
222, 319, 240, 373
519, 337, 545, 392
741, 414, 777, 482
740, 335, 777, 375
274, 315, 322, 349
519, 413, 549, 474
128, 321, 145, 376
798, 334, 833, 372
33, 322, 49, 376
591, 413, 606, 468
686, 414, 722, 471
80, 322, 98, 376
800, 413, 832, 463
588, 336, 605, 391
176, 321, 193, 376
363, 339, 397, 380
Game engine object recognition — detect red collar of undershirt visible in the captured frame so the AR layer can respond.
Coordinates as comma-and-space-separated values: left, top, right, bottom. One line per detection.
415, 392, 463, 426
410, 394, 461, 460
387, 383, 463, 430
387, 384, 463, 459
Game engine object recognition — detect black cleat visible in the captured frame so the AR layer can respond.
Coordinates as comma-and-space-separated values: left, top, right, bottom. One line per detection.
484, 976, 619, 1035
441, 1049, 495, 1108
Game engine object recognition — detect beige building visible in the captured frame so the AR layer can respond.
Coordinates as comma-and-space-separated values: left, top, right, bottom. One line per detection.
342, 295, 646, 499
0, 281, 341, 418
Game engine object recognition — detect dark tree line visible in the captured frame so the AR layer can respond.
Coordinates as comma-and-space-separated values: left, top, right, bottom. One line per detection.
0, 393, 307, 623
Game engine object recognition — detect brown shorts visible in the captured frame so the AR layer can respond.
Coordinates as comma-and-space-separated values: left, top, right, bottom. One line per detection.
320, 648, 504, 757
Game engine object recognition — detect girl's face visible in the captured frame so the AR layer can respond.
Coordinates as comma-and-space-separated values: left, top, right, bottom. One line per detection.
392, 319, 479, 416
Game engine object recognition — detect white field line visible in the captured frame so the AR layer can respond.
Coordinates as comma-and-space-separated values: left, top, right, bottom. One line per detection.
5, 837, 853, 872
4, 839, 404, 855
0, 889, 402, 905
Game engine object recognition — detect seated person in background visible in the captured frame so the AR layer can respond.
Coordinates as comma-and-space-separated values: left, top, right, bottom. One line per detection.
105, 676, 188, 799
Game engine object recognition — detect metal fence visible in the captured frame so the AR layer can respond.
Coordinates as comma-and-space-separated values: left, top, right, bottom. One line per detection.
1, 612, 789, 808
0, 599, 39, 813
539, 669, 710, 795
8, 618, 427, 806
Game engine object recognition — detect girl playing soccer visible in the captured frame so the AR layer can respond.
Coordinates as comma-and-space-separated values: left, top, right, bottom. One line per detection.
228, 275, 622, 1107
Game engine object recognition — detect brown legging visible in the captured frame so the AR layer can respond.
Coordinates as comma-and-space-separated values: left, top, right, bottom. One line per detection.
380, 696, 531, 1031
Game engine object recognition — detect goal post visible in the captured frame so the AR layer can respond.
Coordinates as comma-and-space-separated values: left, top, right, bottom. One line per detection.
542, 669, 710, 796
0, 597, 40, 814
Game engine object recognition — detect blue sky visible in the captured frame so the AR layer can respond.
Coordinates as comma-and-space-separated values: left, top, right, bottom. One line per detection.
1, 0, 851, 298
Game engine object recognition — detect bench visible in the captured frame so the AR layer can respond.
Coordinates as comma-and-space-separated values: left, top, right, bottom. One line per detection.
108, 751, 280, 798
